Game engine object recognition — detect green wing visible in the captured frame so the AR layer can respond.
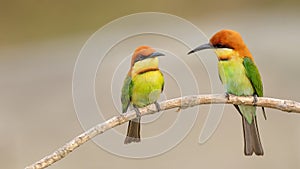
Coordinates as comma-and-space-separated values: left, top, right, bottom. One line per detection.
243, 57, 266, 118
121, 75, 132, 113
243, 57, 263, 97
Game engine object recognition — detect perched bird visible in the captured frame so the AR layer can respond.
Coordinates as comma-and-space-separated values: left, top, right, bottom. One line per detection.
121, 46, 164, 144
188, 30, 265, 155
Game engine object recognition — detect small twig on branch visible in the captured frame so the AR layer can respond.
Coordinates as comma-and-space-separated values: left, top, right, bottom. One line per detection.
25, 94, 300, 169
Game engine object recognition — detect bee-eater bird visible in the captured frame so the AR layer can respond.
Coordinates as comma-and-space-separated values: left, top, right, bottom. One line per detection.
188, 30, 265, 155
121, 46, 164, 144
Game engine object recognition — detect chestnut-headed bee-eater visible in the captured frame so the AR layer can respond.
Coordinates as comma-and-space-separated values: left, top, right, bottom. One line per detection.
188, 30, 265, 155
121, 46, 164, 144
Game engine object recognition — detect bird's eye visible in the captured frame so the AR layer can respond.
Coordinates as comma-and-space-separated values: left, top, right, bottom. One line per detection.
214, 43, 233, 49
215, 43, 224, 48
134, 54, 145, 63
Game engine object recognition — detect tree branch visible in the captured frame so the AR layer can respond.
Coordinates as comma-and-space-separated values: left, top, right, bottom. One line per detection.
25, 94, 300, 169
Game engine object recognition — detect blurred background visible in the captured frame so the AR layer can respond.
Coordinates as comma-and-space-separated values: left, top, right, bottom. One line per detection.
1, 0, 300, 168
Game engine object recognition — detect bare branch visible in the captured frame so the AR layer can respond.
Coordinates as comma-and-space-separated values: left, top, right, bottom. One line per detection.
25, 94, 300, 169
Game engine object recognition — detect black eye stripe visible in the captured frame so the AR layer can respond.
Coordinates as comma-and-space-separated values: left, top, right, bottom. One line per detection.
134, 54, 148, 63
214, 43, 234, 49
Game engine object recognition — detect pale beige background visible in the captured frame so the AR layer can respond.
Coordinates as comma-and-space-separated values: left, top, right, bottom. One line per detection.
1, 1, 300, 168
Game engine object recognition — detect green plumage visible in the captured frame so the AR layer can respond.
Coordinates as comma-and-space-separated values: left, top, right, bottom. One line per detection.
243, 57, 263, 97
121, 71, 164, 113
219, 56, 264, 155
121, 76, 132, 113
218, 57, 263, 124
131, 71, 164, 107
187, 29, 265, 155
121, 57, 164, 144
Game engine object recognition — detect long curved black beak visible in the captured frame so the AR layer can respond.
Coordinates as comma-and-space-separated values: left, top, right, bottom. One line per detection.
149, 52, 165, 58
187, 43, 213, 55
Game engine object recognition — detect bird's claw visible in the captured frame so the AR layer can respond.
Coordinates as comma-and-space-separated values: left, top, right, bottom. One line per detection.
225, 92, 230, 100
154, 101, 161, 112
253, 94, 267, 120
133, 106, 141, 118
253, 94, 258, 106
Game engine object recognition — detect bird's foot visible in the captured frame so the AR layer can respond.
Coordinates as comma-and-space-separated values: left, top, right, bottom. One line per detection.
133, 106, 141, 118
253, 94, 258, 106
225, 92, 230, 100
154, 101, 161, 112
253, 94, 267, 120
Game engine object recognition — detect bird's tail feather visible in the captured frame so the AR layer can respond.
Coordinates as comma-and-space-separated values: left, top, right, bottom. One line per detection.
124, 118, 141, 144
242, 116, 264, 155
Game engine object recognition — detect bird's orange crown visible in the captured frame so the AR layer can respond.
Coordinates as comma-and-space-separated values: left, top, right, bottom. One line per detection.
210, 30, 253, 60
131, 46, 155, 66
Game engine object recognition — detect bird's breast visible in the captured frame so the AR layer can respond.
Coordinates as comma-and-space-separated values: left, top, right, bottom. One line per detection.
131, 70, 164, 107
218, 59, 254, 96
